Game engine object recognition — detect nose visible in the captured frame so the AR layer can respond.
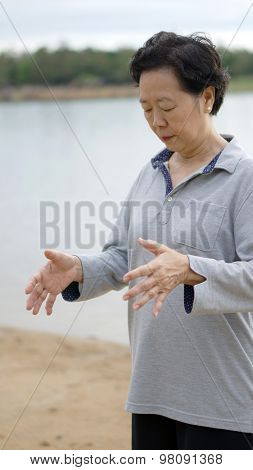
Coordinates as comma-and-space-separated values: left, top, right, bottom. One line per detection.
152, 110, 167, 128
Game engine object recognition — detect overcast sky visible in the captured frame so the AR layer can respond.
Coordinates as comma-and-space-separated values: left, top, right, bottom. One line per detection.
0, 0, 252, 53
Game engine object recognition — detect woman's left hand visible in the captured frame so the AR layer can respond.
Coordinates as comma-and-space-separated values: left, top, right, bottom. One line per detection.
122, 237, 190, 317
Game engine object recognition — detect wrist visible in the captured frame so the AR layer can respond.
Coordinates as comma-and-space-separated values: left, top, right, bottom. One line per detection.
183, 255, 206, 286
181, 254, 191, 283
72, 256, 83, 283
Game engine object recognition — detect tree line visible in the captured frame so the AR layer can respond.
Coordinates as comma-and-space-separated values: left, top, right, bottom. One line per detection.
0, 45, 252, 87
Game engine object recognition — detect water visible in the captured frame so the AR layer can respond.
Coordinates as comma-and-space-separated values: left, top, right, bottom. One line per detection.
0, 93, 253, 345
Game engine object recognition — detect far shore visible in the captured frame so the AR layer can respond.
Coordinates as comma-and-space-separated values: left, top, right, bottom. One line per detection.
0, 78, 252, 102
0, 85, 139, 102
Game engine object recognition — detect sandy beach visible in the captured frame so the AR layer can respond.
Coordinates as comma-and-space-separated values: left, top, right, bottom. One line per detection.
0, 85, 139, 101
0, 79, 252, 102
0, 327, 131, 450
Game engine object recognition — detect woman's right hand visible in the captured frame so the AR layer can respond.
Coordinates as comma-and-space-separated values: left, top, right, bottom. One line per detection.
25, 250, 83, 316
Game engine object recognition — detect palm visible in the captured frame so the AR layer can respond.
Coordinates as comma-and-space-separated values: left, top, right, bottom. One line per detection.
25, 250, 80, 315
39, 256, 76, 294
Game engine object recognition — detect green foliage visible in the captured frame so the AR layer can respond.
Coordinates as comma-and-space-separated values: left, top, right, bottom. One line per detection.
0, 52, 17, 86
218, 46, 253, 77
0, 45, 252, 87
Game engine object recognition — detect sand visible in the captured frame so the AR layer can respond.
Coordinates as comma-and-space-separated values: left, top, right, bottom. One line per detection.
0, 85, 139, 101
0, 327, 132, 450
0, 80, 251, 102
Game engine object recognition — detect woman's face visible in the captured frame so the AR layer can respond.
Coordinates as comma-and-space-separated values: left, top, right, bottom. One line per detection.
139, 67, 213, 156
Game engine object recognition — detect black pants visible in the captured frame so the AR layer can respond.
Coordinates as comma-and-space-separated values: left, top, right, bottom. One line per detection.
132, 413, 253, 450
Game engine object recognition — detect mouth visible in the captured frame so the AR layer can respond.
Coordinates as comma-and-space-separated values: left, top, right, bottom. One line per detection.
161, 135, 174, 142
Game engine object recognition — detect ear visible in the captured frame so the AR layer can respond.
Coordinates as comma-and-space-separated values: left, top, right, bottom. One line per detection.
202, 86, 215, 112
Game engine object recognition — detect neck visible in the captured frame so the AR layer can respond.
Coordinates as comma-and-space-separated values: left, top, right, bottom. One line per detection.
172, 129, 228, 167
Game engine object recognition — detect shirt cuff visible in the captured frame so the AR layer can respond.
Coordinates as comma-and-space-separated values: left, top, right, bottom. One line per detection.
184, 284, 195, 314
186, 254, 212, 315
61, 281, 81, 302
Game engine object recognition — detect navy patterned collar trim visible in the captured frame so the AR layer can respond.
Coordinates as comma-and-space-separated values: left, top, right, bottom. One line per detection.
151, 147, 222, 175
151, 148, 172, 168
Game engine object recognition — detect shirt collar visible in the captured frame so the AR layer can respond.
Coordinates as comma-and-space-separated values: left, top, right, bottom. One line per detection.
212, 134, 243, 173
151, 134, 243, 175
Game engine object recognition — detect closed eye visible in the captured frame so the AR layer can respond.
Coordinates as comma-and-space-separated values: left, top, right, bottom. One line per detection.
144, 108, 175, 113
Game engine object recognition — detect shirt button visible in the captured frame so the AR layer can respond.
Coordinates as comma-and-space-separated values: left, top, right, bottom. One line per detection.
167, 196, 173, 201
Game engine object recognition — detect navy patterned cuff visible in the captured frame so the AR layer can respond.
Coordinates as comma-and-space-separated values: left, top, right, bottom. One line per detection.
61, 281, 81, 302
184, 284, 194, 313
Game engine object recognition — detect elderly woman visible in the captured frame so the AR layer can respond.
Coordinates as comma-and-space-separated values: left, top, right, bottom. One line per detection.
25, 32, 253, 450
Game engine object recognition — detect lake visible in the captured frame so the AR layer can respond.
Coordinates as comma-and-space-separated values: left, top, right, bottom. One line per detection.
0, 93, 253, 345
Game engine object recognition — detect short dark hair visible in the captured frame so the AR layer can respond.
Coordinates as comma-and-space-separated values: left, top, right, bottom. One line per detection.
129, 31, 230, 115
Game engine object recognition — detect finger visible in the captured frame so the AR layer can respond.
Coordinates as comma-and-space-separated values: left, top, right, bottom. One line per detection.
32, 289, 48, 315
25, 272, 41, 294
123, 261, 155, 282
123, 276, 155, 301
45, 293, 57, 316
138, 237, 168, 254
44, 249, 62, 263
153, 292, 168, 317
132, 286, 159, 311
26, 283, 44, 310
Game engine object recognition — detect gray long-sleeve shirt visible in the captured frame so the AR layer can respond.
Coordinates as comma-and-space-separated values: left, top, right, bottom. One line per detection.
62, 134, 253, 433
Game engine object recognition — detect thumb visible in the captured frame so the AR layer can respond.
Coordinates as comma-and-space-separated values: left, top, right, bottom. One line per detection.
44, 249, 62, 262
138, 238, 168, 254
